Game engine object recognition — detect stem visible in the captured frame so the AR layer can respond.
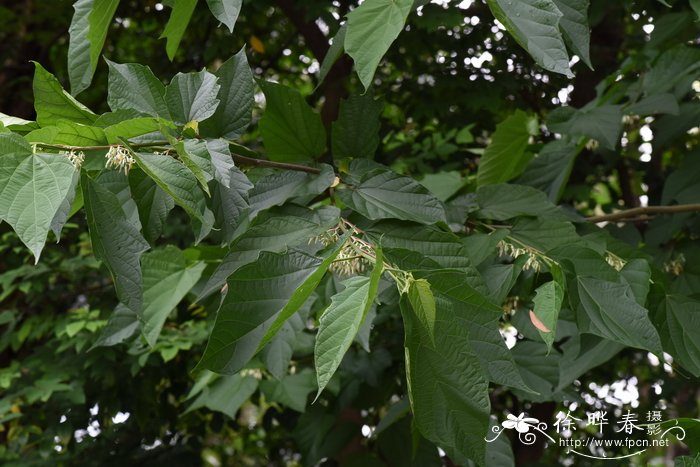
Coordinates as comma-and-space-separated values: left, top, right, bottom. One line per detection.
587, 204, 700, 223
230, 153, 321, 174
31, 141, 323, 174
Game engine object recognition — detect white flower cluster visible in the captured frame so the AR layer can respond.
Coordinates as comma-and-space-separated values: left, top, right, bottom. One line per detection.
663, 253, 685, 276
105, 145, 135, 174
604, 253, 626, 271
497, 240, 542, 272
60, 149, 85, 169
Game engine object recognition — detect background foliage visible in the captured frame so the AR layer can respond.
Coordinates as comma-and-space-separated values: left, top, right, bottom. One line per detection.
1, 0, 700, 465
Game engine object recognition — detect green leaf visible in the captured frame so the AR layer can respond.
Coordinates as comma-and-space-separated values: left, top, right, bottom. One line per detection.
475, 183, 568, 221
510, 217, 579, 252
317, 24, 347, 88
0, 113, 39, 133
626, 94, 680, 116
32, 62, 98, 127
0, 134, 77, 262
204, 139, 236, 187
407, 278, 436, 345
211, 166, 253, 244
654, 295, 700, 377
82, 173, 150, 313
199, 205, 339, 299
257, 234, 352, 351
345, 0, 413, 90
486, 0, 573, 78
477, 110, 537, 187
131, 151, 215, 242
35, 121, 107, 146
165, 70, 220, 124
141, 246, 205, 346
68, 0, 120, 95
619, 259, 651, 306
260, 300, 313, 379
91, 303, 140, 349
551, 0, 592, 68
577, 277, 662, 353
338, 163, 446, 225
557, 334, 624, 390
196, 248, 341, 374
547, 105, 623, 150
50, 171, 80, 241
692, 0, 700, 20
258, 81, 326, 162
400, 292, 490, 464
160, 0, 198, 61
260, 369, 317, 413
643, 46, 700, 97
172, 139, 214, 194
103, 117, 166, 144
205, 0, 241, 32
128, 169, 175, 244
511, 340, 561, 402
332, 92, 382, 159
531, 280, 564, 351
517, 139, 581, 202
248, 165, 335, 217
106, 60, 170, 118
200, 48, 254, 139
420, 270, 534, 393
315, 249, 383, 397
420, 172, 465, 202
186, 373, 258, 418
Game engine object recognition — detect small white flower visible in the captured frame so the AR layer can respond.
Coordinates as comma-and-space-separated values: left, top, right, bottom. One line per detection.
502, 413, 539, 433
105, 145, 135, 174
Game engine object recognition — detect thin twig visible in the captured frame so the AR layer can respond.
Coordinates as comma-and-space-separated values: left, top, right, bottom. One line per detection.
230, 153, 321, 174
31, 141, 169, 151
587, 204, 700, 223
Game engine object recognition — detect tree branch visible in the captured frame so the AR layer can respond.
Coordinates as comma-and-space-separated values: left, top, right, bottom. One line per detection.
230, 153, 321, 174
587, 204, 700, 223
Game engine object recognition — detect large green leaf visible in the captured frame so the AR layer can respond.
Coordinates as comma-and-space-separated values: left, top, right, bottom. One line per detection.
400, 292, 490, 464
200, 48, 254, 139
0, 134, 77, 262
106, 60, 170, 118
475, 183, 568, 221
315, 249, 383, 397
28, 121, 107, 146
511, 340, 562, 402
131, 151, 215, 242
165, 70, 220, 124
317, 24, 347, 88
32, 62, 98, 127
211, 166, 253, 244
577, 277, 662, 353
557, 334, 624, 390
186, 373, 258, 418
547, 105, 623, 150
420, 270, 534, 393
257, 235, 351, 351
517, 139, 581, 202
198, 205, 340, 299
477, 110, 537, 187
407, 278, 436, 345
531, 280, 564, 352
128, 169, 175, 244
344, 0, 413, 90
248, 165, 335, 217
91, 303, 141, 349
205, 0, 241, 32
486, 0, 573, 77
260, 369, 317, 413
332, 92, 382, 159
367, 220, 475, 271
195, 248, 340, 374
338, 164, 446, 225
172, 139, 214, 194
204, 139, 236, 187
141, 246, 206, 346
68, 0, 120, 95
258, 81, 326, 162
160, 0, 198, 60
654, 295, 700, 377
551, 0, 592, 68
82, 173, 150, 313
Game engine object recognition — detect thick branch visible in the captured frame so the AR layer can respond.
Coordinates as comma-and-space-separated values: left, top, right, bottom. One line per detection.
587, 204, 700, 223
